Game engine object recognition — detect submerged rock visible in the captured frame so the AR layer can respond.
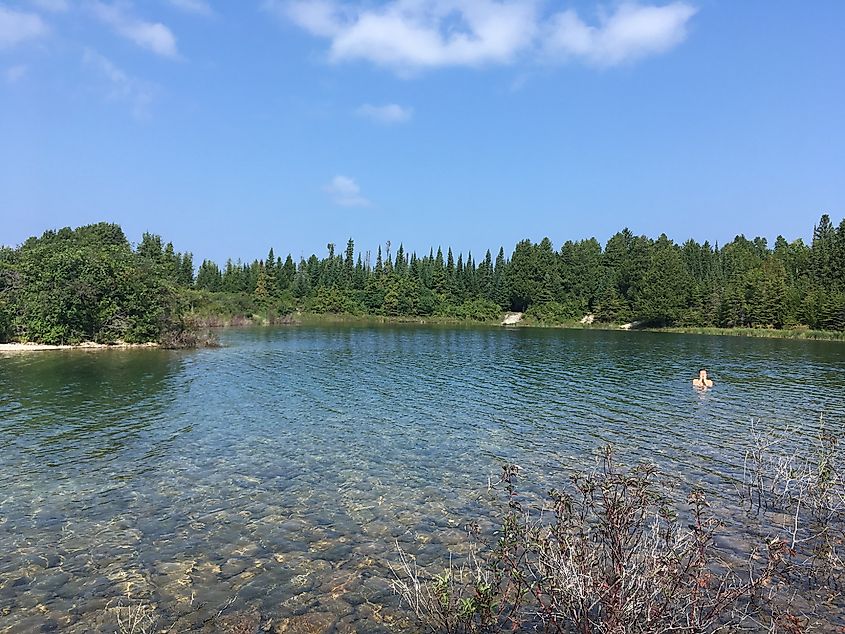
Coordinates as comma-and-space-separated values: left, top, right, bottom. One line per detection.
220, 558, 249, 579
210, 608, 261, 634
273, 612, 337, 634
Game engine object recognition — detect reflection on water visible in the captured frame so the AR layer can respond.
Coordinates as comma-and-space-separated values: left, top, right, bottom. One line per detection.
1, 326, 843, 632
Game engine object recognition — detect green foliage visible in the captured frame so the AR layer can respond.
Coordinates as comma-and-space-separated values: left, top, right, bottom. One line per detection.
524, 300, 580, 324
308, 287, 363, 315
437, 299, 501, 322
631, 234, 691, 325
0, 223, 189, 344
3, 214, 845, 342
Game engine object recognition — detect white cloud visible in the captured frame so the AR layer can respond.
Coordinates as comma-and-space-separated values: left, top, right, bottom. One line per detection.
324, 175, 371, 207
268, 0, 697, 73
5, 64, 28, 83
274, 0, 338, 37
29, 0, 69, 12
165, 0, 213, 17
83, 48, 156, 117
544, 3, 698, 66
356, 103, 413, 124
0, 6, 49, 48
268, 0, 539, 72
91, 2, 179, 58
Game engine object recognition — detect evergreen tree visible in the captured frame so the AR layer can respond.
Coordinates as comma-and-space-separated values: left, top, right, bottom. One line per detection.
254, 263, 270, 307
632, 235, 689, 325
493, 247, 509, 309
344, 239, 355, 285
179, 253, 195, 287
375, 246, 384, 278
196, 260, 222, 292
280, 255, 296, 290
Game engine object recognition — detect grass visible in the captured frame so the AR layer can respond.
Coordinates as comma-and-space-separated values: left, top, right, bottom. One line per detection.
518, 317, 845, 342
646, 325, 845, 342
187, 307, 845, 342
296, 311, 502, 327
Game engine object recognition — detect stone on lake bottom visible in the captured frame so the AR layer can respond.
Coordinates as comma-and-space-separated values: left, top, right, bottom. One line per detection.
273, 612, 337, 634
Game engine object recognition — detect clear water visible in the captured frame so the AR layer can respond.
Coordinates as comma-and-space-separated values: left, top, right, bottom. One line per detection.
1, 325, 843, 632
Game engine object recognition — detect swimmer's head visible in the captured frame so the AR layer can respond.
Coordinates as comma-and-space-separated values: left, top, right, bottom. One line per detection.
699, 368, 708, 380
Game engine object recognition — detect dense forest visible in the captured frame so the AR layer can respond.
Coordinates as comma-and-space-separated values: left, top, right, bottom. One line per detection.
0, 224, 192, 345
1, 214, 844, 344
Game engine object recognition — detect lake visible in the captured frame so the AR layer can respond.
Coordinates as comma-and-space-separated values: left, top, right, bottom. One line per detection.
1, 325, 843, 632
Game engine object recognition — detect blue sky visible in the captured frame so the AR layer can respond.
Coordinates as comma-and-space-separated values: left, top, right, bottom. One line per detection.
1, 1, 843, 264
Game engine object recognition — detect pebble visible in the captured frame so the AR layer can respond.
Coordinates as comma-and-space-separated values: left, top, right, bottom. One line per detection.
220, 558, 249, 579
273, 612, 337, 634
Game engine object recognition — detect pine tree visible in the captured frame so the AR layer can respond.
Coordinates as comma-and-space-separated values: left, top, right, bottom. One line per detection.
479, 249, 493, 301
196, 260, 222, 292
254, 263, 270, 307
632, 235, 689, 325
395, 243, 406, 277
493, 247, 509, 309
280, 255, 296, 290
432, 248, 447, 294
292, 260, 310, 299
344, 239, 355, 285
179, 253, 195, 287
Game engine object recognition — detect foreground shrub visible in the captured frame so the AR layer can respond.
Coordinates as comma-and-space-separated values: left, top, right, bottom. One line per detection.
392, 447, 819, 633
741, 419, 845, 591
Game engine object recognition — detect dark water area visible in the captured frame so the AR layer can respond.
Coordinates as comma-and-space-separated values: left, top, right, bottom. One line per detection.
1, 326, 843, 632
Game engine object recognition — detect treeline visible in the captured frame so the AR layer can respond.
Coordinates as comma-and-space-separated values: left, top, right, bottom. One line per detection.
191, 213, 845, 331
0, 224, 195, 345
1, 214, 844, 344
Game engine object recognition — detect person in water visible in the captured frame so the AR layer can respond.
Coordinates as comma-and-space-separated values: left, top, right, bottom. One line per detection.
693, 368, 714, 389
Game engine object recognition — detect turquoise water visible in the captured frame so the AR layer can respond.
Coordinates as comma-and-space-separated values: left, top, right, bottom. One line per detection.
1, 326, 843, 632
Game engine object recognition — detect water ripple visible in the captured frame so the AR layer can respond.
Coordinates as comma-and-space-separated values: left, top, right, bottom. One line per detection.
0, 326, 843, 632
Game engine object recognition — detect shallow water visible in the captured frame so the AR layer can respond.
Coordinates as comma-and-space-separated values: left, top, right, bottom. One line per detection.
1, 325, 843, 632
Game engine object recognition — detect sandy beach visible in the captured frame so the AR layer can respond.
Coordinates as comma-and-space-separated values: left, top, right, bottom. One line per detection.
0, 342, 159, 353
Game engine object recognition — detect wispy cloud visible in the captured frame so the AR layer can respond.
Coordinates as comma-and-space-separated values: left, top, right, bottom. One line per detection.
267, 1, 697, 74
356, 103, 413, 124
543, 3, 698, 66
5, 64, 29, 83
0, 6, 49, 48
324, 175, 371, 207
83, 48, 156, 117
91, 2, 179, 58
165, 0, 213, 18
29, 0, 69, 13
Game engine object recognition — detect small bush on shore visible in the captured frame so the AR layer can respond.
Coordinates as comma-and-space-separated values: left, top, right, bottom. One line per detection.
159, 326, 220, 349
524, 301, 581, 324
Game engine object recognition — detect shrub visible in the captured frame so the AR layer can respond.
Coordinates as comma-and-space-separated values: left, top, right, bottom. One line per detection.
392, 448, 801, 633
741, 419, 844, 590
309, 287, 364, 315
438, 299, 501, 322
524, 301, 581, 324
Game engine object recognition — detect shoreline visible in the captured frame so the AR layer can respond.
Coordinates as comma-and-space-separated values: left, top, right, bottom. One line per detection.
641, 325, 845, 342
0, 341, 160, 353
5, 318, 843, 351
199, 311, 845, 342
